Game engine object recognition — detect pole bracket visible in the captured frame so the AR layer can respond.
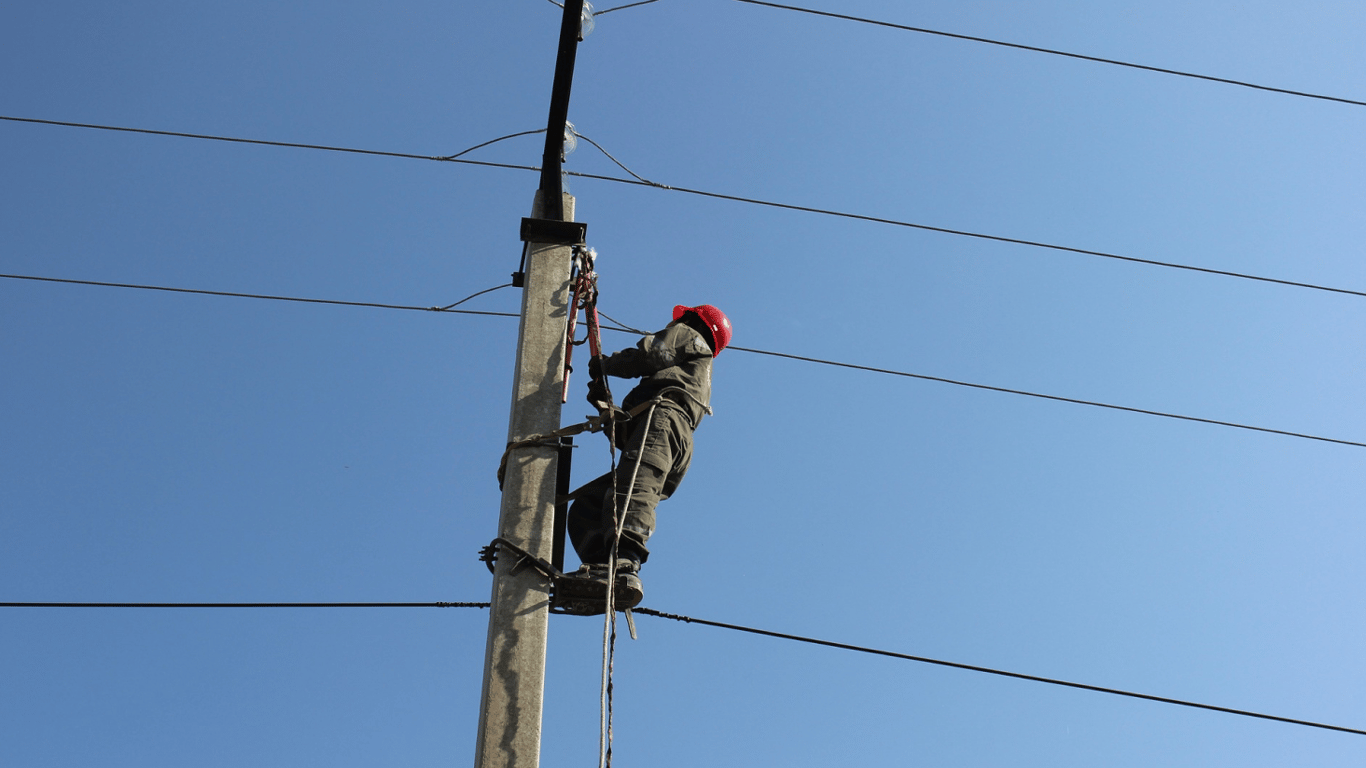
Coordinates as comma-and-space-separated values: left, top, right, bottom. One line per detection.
520, 217, 587, 245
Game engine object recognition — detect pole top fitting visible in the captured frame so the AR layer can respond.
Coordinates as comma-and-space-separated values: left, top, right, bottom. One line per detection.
520, 217, 587, 245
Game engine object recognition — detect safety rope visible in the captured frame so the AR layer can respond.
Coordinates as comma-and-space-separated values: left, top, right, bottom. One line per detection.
594, 368, 622, 767
599, 401, 656, 768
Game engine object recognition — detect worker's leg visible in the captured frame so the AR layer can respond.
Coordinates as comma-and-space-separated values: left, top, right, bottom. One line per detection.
566, 471, 615, 565
561, 464, 649, 611
564, 415, 670, 566
613, 406, 694, 564
566, 406, 695, 567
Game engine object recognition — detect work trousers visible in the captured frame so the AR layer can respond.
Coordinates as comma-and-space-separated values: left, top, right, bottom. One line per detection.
567, 402, 694, 565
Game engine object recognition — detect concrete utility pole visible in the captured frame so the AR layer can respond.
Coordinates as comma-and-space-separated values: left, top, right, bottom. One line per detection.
472, 192, 573, 768
473, 2, 585, 767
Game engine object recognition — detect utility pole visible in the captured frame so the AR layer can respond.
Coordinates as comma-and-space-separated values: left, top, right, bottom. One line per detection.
473, 2, 586, 767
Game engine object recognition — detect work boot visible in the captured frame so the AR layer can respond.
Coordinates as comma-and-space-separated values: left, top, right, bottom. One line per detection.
553, 564, 610, 616
558, 563, 610, 590
612, 559, 644, 610
554, 560, 644, 614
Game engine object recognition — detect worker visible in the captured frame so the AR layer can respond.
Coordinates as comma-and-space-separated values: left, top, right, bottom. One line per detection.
558, 304, 732, 612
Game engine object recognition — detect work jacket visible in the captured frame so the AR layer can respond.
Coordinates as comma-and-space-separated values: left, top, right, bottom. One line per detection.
601, 321, 713, 429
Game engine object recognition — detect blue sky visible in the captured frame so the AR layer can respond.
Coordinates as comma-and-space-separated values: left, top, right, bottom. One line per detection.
3, 1, 1365, 765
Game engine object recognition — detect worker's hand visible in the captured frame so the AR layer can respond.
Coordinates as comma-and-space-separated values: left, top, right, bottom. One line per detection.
588, 356, 603, 380
586, 377, 610, 407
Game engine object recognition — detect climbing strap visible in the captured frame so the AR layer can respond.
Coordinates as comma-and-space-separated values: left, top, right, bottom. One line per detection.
495, 397, 662, 490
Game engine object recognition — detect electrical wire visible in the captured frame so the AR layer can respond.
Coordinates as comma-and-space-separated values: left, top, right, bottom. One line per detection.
0, 273, 519, 318
557, 131, 1366, 300
589, 320, 1366, 449
548, 0, 657, 15
564, 168, 1366, 302
723, 344, 1366, 450
634, 607, 1366, 738
6, 272, 1363, 450
595, 309, 647, 335
437, 283, 515, 310
2, 601, 489, 608
0, 115, 539, 174
6, 599, 1360, 737
538, 122, 1366, 303
570, 128, 663, 186
732, 0, 1366, 109
8, 114, 1366, 303
596, 0, 662, 15
440, 129, 547, 161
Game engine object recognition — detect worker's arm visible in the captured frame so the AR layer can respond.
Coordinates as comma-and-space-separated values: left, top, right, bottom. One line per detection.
598, 323, 710, 379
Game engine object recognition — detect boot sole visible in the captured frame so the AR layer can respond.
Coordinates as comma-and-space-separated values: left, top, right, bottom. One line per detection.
552, 573, 643, 614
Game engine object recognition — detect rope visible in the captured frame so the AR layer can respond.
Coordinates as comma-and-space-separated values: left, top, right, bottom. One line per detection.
595, 398, 621, 767
595, 362, 621, 767
600, 402, 657, 768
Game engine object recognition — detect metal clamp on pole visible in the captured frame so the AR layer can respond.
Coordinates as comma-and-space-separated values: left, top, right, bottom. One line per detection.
514, 220, 587, 287
520, 217, 587, 245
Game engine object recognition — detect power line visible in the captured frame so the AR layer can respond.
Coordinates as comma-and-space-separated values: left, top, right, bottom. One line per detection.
732, 0, 1366, 109
441, 128, 546, 160
7, 114, 1366, 303
6, 271, 1363, 451
545, 0, 661, 13
724, 345, 1366, 450
596, 0, 662, 14
571, 127, 662, 186
566, 169, 1366, 302
1, 601, 489, 608
634, 607, 1366, 738
0, 273, 519, 318
438, 283, 515, 310
0, 115, 538, 173
6, 599, 1359, 737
